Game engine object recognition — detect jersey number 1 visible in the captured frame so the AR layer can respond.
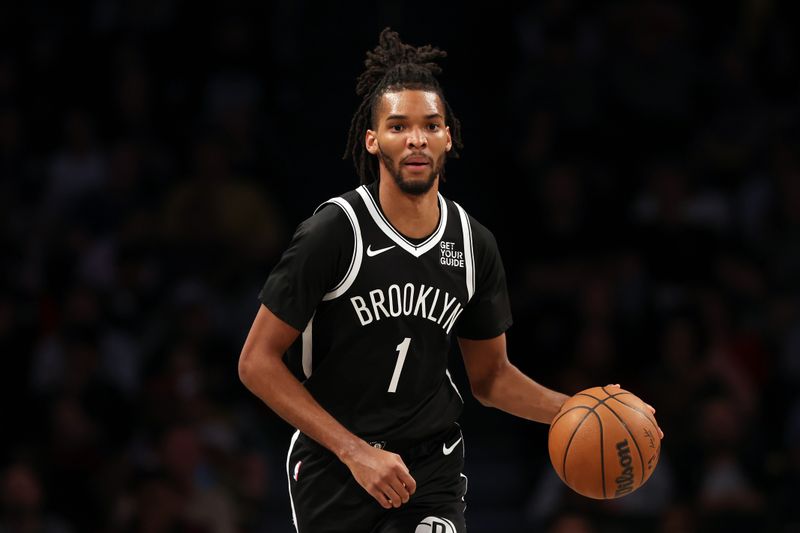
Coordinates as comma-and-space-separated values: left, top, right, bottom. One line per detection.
388, 337, 411, 393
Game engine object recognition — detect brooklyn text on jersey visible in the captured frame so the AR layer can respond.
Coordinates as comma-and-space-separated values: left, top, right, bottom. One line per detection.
350, 283, 464, 332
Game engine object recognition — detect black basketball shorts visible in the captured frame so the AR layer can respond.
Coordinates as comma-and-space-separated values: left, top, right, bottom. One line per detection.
286, 423, 468, 533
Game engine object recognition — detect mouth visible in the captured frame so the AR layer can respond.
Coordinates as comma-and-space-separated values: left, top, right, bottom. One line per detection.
402, 156, 432, 169
402, 162, 431, 174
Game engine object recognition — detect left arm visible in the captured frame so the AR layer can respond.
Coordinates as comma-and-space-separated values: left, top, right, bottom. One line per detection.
458, 333, 569, 424
456, 217, 567, 424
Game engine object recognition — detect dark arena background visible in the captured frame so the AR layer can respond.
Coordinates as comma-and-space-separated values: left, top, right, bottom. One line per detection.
1, 1, 800, 532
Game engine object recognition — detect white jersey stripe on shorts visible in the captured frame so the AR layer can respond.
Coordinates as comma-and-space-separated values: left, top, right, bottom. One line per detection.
286, 430, 301, 532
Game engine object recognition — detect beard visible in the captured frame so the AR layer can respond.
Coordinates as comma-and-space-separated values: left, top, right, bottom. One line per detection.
377, 148, 446, 196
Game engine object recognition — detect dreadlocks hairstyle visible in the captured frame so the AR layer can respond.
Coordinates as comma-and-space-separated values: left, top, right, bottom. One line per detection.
344, 28, 464, 185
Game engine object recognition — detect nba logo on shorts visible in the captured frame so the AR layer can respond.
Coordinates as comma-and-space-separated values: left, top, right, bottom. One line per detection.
415, 516, 456, 533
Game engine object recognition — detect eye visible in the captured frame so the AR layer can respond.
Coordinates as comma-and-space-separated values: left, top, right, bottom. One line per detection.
428, 123, 441, 131
390, 124, 404, 132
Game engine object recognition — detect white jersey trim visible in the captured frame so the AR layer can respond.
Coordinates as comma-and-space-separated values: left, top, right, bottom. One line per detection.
286, 430, 301, 532
315, 197, 363, 301
301, 313, 314, 379
446, 369, 463, 403
356, 185, 448, 258
453, 202, 475, 301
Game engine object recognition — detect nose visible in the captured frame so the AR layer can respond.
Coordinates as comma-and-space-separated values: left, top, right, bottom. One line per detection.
406, 126, 427, 149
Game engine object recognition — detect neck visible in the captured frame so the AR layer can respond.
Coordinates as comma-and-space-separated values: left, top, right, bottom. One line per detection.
377, 175, 440, 239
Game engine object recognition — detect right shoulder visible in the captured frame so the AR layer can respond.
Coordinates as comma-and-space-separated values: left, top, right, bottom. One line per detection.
258, 191, 360, 328
296, 189, 362, 241
302, 201, 350, 233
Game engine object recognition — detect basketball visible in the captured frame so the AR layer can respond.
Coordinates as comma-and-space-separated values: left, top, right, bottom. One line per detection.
548, 385, 661, 499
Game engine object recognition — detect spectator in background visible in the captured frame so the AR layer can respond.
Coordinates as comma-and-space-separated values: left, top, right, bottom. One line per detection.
44, 111, 108, 223
0, 462, 72, 533
158, 425, 238, 533
695, 393, 764, 530
160, 134, 285, 282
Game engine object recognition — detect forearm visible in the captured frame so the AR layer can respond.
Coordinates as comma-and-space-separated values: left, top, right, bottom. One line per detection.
239, 354, 366, 462
477, 361, 568, 424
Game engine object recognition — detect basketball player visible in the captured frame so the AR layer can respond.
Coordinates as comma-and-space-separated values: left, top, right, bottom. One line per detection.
239, 28, 658, 532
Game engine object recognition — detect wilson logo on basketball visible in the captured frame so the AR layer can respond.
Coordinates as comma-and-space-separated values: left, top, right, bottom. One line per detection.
615, 439, 634, 497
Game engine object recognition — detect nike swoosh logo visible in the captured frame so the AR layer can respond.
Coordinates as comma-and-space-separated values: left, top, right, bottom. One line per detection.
366, 244, 395, 257
442, 436, 462, 456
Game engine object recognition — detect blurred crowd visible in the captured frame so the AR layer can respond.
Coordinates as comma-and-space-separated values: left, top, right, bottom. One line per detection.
1, 1, 799, 532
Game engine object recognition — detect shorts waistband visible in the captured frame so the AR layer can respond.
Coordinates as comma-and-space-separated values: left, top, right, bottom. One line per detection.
297, 423, 461, 460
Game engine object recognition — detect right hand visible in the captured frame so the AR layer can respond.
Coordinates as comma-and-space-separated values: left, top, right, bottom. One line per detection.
341, 442, 417, 509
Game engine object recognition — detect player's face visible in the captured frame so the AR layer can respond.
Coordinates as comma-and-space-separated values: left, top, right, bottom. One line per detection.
366, 90, 452, 195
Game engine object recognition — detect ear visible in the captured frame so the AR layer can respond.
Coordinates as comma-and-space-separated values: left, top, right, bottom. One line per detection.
365, 129, 379, 155
445, 125, 452, 152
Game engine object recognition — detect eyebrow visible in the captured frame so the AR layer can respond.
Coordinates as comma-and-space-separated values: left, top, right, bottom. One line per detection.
385, 113, 444, 121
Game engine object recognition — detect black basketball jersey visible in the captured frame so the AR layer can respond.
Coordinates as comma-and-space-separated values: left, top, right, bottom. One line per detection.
259, 181, 512, 444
